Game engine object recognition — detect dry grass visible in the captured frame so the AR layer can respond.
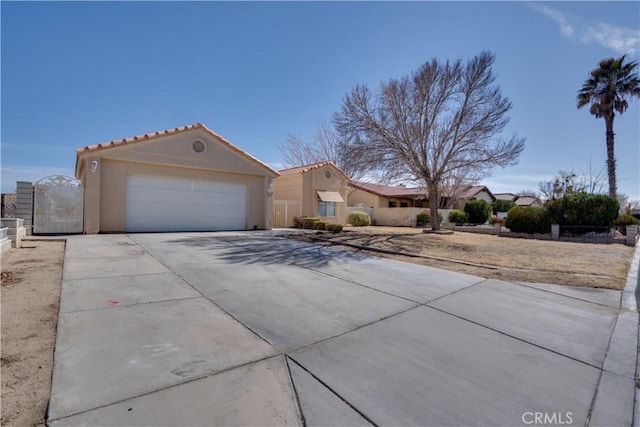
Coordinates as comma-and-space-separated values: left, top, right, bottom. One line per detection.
291, 226, 635, 289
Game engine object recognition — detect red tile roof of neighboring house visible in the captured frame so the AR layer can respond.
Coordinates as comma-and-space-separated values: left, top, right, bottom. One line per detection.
494, 193, 518, 201
75, 123, 279, 176
278, 161, 349, 179
351, 182, 428, 199
515, 196, 540, 206
460, 185, 496, 201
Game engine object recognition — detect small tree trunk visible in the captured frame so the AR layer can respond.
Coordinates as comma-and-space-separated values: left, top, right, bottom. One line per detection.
605, 115, 617, 198
428, 182, 440, 230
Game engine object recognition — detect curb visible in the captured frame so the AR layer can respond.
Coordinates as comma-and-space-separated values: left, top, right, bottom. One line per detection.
626, 244, 640, 426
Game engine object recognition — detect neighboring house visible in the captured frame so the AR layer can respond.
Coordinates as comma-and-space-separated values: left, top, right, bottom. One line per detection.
514, 196, 543, 207
75, 123, 279, 233
494, 193, 517, 202
450, 185, 496, 209
494, 193, 543, 207
348, 182, 428, 208
273, 161, 349, 225
349, 182, 494, 210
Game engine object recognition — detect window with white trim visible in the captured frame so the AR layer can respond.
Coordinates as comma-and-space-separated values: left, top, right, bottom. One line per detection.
317, 199, 336, 217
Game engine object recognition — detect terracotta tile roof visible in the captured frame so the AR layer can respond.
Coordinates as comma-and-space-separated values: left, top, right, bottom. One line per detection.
460, 185, 495, 201
278, 161, 349, 178
353, 182, 496, 201
494, 193, 518, 201
351, 182, 428, 199
515, 196, 540, 206
75, 123, 279, 176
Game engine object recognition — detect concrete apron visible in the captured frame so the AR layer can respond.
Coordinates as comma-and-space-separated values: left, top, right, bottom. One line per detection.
48, 232, 639, 426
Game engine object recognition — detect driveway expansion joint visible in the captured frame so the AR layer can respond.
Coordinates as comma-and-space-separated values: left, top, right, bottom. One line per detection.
425, 304, 605, 371
286, 355, 378, 427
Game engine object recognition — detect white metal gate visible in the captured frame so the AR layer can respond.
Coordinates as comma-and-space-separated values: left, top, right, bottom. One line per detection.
273, 200, 301, 227
33, 176, 84, 234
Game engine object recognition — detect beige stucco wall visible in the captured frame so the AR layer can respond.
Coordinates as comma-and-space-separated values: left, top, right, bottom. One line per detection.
306, 166, 348, 225
347, 188, 380, 208
273, 174, 302, 201
77, 129, 277, 233
373, 207, 424, 227
274, 164, 348, 225
348, 189, 428, 209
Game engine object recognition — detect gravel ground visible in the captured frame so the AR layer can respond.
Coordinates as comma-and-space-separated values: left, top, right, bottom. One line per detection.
1, 241, 65, 427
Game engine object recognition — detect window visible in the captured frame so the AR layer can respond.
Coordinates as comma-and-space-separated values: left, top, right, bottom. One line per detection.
400, 201, 408, 208
317, 200, 336, 217
388, 201, 397, 208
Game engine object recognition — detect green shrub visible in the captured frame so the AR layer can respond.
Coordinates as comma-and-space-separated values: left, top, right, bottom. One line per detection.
348, 211, 371, 226
293, 216, 303, 228
464, 199, 491, 224
417, 211, 443, 227
416, 212, 430, 227
448, 210, 469, 224
301, 217, 320, 229
504, 206, 551, 234
492, 199, 516, 213
326, 223, 343, 233
545, 193, 619, 226
313, 221, 327, 230
615, 215, 639, 235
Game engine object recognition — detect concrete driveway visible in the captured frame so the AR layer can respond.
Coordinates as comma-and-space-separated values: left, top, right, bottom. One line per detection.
48, 231, 638, 426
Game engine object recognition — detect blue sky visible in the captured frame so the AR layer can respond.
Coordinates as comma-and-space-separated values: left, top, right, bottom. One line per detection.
2, 1, 639, 200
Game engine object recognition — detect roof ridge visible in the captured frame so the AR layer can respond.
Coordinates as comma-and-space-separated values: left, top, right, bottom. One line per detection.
278, 160, 332, 173
74, 123, 279, 177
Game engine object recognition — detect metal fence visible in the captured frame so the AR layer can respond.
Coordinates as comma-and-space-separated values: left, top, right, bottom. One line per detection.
1, 193, 16, 218
273, 200, 302, 228
33, 176, 84, 234
557, 225, 624, 244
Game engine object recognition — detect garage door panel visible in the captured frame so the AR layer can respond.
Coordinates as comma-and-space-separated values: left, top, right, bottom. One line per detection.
125, 176, 247, 232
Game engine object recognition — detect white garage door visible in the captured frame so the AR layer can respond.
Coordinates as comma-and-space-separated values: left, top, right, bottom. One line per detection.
125, 175, 247, 232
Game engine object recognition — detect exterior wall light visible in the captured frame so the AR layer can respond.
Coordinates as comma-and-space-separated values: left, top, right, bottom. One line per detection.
91, 160, 99, 173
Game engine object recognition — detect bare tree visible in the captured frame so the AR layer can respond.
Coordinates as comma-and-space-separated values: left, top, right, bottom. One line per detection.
518, 189, 540, 198
538, 170, 586, 199
583, 156, 607, 195
278, 121, 369, 181
538, 161, 606, 200
334, 51, 525, 229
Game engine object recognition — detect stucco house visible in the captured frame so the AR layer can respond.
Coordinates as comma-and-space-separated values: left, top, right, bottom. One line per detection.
494, 193, 543, 208
75, 123, 279, 233
494, 192, 518, 202
514, 196, 543, 207
451, 185, 496, 209
273, 161, 349, 226
349, 182, 494, 209
348, 182, 428, 208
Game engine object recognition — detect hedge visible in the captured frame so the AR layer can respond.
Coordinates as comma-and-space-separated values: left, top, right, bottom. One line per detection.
348, 211, 371, 226
615, 215, 639, 235
464, 199, 492, 224
326, 223, 343, 233
492, 199, 516, 213
545, 193, 619, 226
416, 211, 443, 227
504, 206, 551, 234
448, 210, 469, 224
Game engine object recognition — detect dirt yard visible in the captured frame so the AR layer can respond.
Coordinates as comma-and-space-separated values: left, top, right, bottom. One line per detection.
290, 226, 635, 289
1, 241, 65, 427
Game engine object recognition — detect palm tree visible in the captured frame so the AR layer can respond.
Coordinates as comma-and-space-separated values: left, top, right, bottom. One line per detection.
577, 55, 640, 197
